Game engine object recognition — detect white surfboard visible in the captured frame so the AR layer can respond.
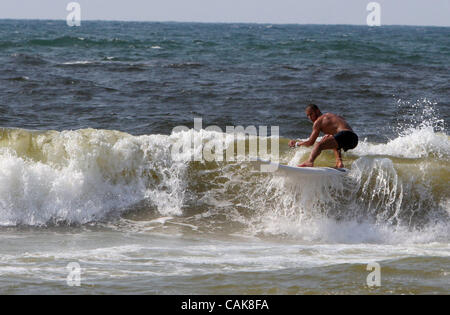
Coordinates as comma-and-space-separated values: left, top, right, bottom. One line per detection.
254, 158, 349, 176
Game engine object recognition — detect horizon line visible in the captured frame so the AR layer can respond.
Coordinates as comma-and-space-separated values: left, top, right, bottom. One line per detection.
0, 18, 449, 28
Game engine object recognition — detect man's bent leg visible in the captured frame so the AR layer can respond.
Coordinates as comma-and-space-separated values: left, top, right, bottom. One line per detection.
333, 148, 344, 168
298, 135, 339, 167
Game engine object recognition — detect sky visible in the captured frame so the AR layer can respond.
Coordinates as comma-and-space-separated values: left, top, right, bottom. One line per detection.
0, 0, 449, 26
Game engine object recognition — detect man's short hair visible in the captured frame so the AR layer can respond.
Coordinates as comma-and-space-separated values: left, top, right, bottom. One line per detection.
306, 104, 319, 111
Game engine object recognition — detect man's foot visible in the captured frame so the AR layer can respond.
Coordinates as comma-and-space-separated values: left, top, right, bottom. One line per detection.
335, 162, 344, 169
298, 161, 313, 167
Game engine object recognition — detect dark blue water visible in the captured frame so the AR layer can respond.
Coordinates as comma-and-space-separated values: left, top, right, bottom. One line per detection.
0, 20, 448, 141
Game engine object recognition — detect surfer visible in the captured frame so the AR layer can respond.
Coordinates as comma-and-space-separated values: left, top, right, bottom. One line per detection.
288, 104, 358, 168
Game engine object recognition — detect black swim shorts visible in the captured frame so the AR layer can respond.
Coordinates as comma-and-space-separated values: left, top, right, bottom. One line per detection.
334, 130, 358, 152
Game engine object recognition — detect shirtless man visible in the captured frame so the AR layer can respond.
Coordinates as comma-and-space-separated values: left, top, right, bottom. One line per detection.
288, 104, 358, 168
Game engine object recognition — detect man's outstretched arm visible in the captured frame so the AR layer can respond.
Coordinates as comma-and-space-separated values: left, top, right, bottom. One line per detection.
289, 122, 320, 147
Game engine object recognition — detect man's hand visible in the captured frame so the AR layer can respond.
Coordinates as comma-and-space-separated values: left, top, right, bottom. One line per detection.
288, 140, 299, 147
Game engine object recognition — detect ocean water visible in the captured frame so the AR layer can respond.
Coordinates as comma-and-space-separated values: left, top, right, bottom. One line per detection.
0, 20, 449, 294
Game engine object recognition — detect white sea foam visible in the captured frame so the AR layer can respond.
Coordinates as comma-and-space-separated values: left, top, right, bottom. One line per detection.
353, 126, 449, 159
254, 212, 449, 245
62, 60, 93, 65
0, 129, 191, 225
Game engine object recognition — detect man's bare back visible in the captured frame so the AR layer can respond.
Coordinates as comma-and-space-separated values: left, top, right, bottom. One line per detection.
314, 113, 353, 136
289, 104, 358, 168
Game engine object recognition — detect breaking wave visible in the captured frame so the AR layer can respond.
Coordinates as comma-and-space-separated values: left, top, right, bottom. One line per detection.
0, 101, 448, 245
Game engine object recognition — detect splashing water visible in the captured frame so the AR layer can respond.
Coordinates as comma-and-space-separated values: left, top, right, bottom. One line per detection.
0, 99, 448, 247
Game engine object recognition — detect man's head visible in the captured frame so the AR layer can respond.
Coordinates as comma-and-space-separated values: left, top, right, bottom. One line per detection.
305, 104, 321, 122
